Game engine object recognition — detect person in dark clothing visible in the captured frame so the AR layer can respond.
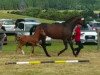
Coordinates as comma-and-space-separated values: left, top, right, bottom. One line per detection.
73, 24, 84, 56
0, 23, 6, 51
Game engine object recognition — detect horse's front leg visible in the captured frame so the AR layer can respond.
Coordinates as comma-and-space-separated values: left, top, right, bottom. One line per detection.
68, 40, 76, 57
58, 40, 68, 56
41, 38, 51, 57
16, 44, 21, 53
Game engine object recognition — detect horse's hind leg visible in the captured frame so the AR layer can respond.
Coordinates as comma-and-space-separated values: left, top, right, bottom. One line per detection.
58, 40, 68, 56
68, 40, 76, 57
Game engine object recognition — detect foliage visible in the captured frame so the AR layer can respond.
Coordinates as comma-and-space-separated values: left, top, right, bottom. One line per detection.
81, 9, 95, 18
24, 7, 42, 17
10, 8, 81, 21
0, 0, 100, 10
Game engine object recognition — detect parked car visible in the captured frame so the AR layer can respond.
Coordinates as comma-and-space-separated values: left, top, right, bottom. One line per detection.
3, 34, 7, 45
55, 21, 65, 23
0, 19, 15, 34
80, 25, 97, 44
23, 18, 39, 22
15, 21, 52, 45
89, 20, 100, 30
15, 18, 39, 29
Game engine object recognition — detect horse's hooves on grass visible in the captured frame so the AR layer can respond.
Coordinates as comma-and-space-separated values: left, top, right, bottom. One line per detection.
47, 55, 51, 57
74, 54, 78, 57
58, 53, 61, 56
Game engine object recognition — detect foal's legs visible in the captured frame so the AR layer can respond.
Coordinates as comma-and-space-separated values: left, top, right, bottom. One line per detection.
41, 37, 51, 57
31, 45, 34, 54
58, 40, 68, 56
16, 44, 25, 55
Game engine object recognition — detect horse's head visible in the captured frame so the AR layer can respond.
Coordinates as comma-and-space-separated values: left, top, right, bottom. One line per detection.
74, 16, 85, 27
75, 17, 85, 25
65, 16, 85, 27
64, 16, 85, 32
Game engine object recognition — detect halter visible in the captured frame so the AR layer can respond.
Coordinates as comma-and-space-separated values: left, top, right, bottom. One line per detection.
81, 18, 84, 20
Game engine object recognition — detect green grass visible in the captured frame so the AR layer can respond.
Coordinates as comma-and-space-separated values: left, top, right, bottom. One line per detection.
3, 36, 99, 53
0, 11, 100, 75
0, 35, 100, 75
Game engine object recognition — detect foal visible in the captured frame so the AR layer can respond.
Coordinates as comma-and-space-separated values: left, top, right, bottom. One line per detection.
16, 26, 45, 54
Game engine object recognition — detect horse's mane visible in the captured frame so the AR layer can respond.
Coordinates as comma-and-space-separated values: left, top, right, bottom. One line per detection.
64, 16, 81, 23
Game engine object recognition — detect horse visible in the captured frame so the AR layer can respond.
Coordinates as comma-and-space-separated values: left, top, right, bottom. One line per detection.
30, 16, 85, 57
16, 26, 45, 54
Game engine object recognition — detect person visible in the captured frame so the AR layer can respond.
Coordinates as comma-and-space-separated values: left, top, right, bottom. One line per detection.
72, 24, 84, 56
0, 23, 6, 51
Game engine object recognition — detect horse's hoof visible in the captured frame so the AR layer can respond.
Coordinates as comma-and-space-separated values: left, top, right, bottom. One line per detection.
74, 54, 78, 57
47, 55, 51, 57
58, 53, 61, 56
58, 54, 60, 56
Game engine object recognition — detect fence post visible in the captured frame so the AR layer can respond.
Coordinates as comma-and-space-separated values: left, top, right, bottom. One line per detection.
96, 28, 100, 50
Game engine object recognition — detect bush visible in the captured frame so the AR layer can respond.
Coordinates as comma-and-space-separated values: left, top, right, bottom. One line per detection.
81, 9, 95, 18
24, 7, 42, 17
10, 8, 81, 21
10, 11, 22, 15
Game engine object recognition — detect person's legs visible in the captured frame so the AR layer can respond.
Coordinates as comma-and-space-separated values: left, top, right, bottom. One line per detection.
74, 41, 83, 56
75, 41, 83, 50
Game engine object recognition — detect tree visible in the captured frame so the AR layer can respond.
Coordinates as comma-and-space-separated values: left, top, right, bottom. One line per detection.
79, 0, 96, 10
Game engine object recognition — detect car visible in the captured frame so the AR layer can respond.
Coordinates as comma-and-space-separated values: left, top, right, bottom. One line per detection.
15, 22, 40, 35
23, 18, 39, 22
14, 18, 40, 29
80, 25, 97, 44
89, 20, 100, 30
0, 33, 7, 45
15, 21, 52, 45
3, 34, 7, 45
55, 21, 65, 23
0, 19, 15, 34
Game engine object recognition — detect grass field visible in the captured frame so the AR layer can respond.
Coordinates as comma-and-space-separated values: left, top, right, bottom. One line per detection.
0, 36, 100, 75
0, 11, 100, 75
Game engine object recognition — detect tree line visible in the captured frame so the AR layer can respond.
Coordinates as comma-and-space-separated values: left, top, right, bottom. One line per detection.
0, 0, 100, 10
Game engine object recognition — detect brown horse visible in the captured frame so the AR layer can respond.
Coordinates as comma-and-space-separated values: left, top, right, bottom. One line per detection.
16, 26, 45, 54
30, 16, 85, 57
